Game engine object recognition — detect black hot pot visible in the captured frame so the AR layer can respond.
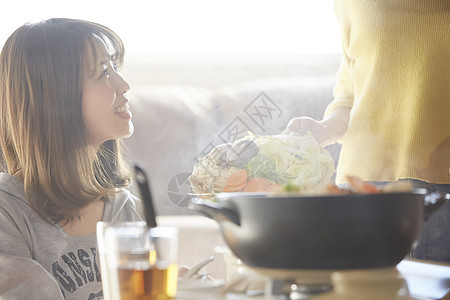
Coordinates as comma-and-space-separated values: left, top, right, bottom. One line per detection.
191, 190, 449, 270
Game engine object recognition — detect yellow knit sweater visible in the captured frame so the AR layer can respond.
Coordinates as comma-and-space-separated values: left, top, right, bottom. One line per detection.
326, 0, 450, 184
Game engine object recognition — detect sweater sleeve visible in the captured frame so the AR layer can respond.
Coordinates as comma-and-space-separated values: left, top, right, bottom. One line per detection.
324, 54, 355, 118
0, 203, 64, 299
0, 254, 64, 299
324, 0, 354, 118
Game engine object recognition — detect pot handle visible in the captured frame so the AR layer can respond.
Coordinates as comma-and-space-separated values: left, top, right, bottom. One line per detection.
424, 192, 450, 221
189, 198, 241, 226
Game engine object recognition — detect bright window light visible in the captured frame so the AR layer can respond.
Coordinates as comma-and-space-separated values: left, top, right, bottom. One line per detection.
0, 0, 340, 55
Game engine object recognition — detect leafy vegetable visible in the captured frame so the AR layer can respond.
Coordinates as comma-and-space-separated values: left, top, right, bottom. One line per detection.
189, 131, 336, 197
243, 132, 335, 193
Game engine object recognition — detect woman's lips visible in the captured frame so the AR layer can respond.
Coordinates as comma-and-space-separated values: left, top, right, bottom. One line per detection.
114, 103, 132, 119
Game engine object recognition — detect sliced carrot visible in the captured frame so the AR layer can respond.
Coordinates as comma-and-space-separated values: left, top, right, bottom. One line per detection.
346, 175, 379, 194
326, 183, 344, 195
223, 182, 247, 192
244, 177, 272, 192
226, 169, 248, 187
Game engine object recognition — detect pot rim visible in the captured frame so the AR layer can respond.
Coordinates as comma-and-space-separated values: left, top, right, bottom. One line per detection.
214, 188, 428, 201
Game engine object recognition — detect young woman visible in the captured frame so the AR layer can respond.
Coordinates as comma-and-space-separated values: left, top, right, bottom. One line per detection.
0, 18, 141, 299
286, 0, 450, 263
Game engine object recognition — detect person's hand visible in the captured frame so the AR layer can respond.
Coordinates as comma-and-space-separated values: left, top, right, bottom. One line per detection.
285, 106, 351, 147
285, 117, 338, 147
285, 117, 331, 147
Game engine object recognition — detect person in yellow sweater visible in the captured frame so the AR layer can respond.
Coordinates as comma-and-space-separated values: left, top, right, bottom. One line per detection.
286, 0, 450, 263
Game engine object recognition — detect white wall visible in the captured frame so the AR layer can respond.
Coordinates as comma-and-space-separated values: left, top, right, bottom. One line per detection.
1, 0, 341, 56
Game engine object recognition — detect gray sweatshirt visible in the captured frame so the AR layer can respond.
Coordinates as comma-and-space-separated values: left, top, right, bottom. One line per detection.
0, 173, 142, 300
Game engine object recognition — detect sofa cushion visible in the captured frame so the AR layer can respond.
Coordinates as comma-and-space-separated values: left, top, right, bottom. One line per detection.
126, 85, 215, 215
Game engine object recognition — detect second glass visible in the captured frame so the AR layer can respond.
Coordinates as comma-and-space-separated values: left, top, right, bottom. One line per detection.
97, 222, 178, 300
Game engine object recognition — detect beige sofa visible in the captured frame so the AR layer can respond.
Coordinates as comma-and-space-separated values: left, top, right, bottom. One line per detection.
120, 53, 341, 278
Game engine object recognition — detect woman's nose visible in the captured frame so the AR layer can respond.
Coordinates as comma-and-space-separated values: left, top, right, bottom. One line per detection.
115, 72, 131, 95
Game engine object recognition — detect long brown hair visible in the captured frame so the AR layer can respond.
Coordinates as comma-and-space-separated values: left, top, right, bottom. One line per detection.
0, 18, 131, 223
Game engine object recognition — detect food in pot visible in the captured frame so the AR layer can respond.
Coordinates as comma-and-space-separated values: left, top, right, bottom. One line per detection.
189, 132, 336, 197
281, 175, 415, 196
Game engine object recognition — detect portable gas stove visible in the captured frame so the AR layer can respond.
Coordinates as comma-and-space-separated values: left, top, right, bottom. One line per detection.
176, 258, 450, 300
